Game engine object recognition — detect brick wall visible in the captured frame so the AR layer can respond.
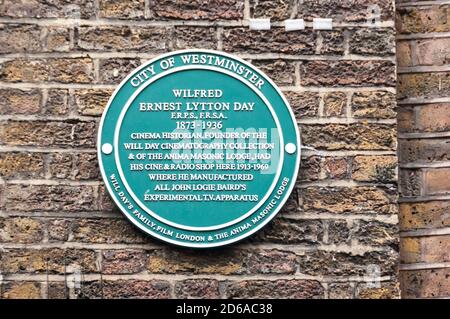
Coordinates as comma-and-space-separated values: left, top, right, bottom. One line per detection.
396, 1, 450, 299
0, 0, 399, 299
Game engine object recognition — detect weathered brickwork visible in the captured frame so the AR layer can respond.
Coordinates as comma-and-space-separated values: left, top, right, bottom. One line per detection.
397, 1, 450, 299
0, 0, 398, 299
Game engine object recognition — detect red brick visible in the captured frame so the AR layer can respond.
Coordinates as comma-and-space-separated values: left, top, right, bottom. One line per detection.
73, 88, 113, 116
300, 186, 397, 215
148, 0, 243, 20
0, 58, 94, 83
298, 250, 398, 277
349, 28, 395, 56
250, 0, 294, 21
415, 38, 450, 66
253, 218, 324, 244
0, 217, 44, 243
175, 279, 220, 299
44, 89, 70, 115
397, 41, 413, 67
352, 155, 397, 182
0, 152, 44, 179
1, 282, 42, 299
323, 157, 350, 180
48, 152, 99, 181
45, 27, 70, 52
297, 0, 394, 22
99, 0, 145, 19
0, 88, 41, 115
400, 237, 420, 264
398, 138, 450, 164
284, 91, 320, 118
0, 24, 41, 53
223, 28, 315, 55
399, 201, 450, 230
351, 91, 396, 119
328, 220, 351, 245
397, 107, 415, 133
301, 60, 396, 87
48, 219, 71, 242
301, 123, 396, 151
102, 250, 148, 274
279, 190, 299, 215
103, 280, 170, 299
423, 168, 450, 195
323, 92, 346, 117
72, 219, 147, 244
0, 0, 95, 18
328, 283, 354, 299
147, 248, 297, 275
3, 184, 98, 211
399, 168, 422, 197
0, 248, 98, 274
356, 281, 400, 299
319, 31, 345, 55
252, 60, 296, 86
226, 280, 324, 299
415, 103, 450, 132
401, 268, 450, 298
99, 58, 140, 84
47, 282, 68, 299
77, 26, 168, 52
352, 220, 398, 247
0, 120, 96, 148
398, 72, 450, 99
401, 235, 450, 264
397, 6, 450, 34
298, 156, 321, 182
173, 26, 217, 50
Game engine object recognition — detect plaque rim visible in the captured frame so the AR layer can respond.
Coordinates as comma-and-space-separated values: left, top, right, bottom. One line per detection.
97, 49, 301, 248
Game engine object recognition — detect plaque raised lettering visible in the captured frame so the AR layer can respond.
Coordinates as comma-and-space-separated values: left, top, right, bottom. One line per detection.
98, 50, 300, 247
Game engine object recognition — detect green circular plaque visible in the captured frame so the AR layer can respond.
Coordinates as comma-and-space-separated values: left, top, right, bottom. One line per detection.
98, 50, 300, 248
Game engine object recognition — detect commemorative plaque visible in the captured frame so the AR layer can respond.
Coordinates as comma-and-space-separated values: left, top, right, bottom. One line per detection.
98, 50, 300, 248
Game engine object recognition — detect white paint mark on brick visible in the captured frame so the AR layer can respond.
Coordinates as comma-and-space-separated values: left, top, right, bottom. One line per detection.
367, 5, 381, 28
249, 19, 270, 30
364, 264, 381, 288
66, 265, 82, 291
313, 18, 333, 30
285, 19, 305, 31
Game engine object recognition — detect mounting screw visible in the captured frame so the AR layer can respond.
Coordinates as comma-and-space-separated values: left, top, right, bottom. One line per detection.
313, 18, 333, 30
102, 143, 113, 155
249, 18, 271, 30
285, 19, 305, 31
285, 143, 297, 154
